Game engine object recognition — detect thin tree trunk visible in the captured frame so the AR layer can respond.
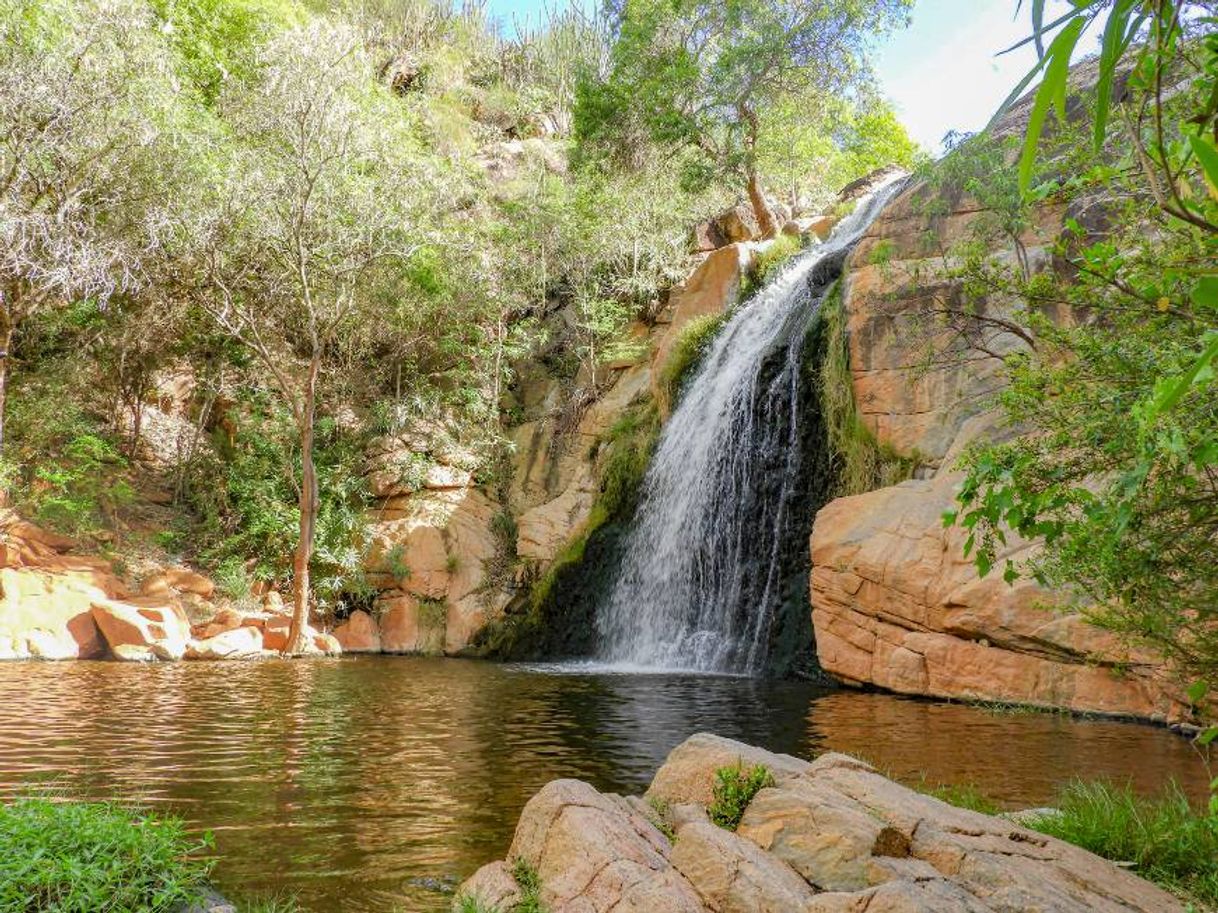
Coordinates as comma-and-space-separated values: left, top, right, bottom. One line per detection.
286, 353, 321, 655
739, 102, 778, 240
0, 315, 13, 460
746, 164, 779, 239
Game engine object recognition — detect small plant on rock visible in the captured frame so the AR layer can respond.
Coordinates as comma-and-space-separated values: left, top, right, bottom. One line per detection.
510, 858, 546, 913
708, 761, 774, 831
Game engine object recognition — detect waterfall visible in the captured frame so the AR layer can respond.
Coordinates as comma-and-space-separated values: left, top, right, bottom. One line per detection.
595, 177, 906, 675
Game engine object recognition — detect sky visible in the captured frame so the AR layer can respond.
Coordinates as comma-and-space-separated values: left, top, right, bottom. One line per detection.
480, 0, 1098, 154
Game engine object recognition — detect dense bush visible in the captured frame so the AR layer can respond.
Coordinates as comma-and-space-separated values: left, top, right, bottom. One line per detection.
0, 798, 211, 912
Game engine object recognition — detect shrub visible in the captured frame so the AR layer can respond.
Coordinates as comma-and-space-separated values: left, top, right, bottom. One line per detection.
183, 404, 372, 614
708, 762, 774, 831
1027, 781, 1218, 906
0, 797, 211, 912
658, 314, 726, 412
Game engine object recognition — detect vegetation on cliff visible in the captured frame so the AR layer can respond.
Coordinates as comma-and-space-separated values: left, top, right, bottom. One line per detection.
0, 0, 913, 638
929, 1, 1218, 710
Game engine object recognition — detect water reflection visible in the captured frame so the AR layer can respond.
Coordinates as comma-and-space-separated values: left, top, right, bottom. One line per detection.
0, 657, 1207, 912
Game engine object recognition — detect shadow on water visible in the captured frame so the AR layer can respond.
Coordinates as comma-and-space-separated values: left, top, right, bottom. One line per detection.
0, 656, 1209, 911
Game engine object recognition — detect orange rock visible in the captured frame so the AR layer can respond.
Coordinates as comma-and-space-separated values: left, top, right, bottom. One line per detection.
312, 632, 341, 655
332, 609, 380, 653
809, 473, 1182, 722
378, 594, 420, 653
91, 597, 190, 661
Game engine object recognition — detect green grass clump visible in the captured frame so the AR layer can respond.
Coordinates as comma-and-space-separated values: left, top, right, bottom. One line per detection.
1026, 781, 1218, 906
0, 797, 212, 912
923, 782, 1003, 816
743, 233, 802, 297
708, 762, 775, 831
658, 314, 726, 413
817, 282, 917, 496
511, 858, 546, 913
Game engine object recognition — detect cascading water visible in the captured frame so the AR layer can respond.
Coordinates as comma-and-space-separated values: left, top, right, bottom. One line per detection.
595, 176, 907, 675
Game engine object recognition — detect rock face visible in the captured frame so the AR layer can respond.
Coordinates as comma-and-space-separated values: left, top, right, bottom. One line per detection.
457, 734, 1183, 913
809, 157, 1182, 721
0, 514, 120, 660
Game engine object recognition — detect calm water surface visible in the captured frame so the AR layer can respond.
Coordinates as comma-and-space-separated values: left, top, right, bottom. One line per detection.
0, 656, 1209, 912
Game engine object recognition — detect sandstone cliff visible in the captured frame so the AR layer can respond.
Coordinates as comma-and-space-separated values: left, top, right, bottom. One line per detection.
809, 147, 1183, 721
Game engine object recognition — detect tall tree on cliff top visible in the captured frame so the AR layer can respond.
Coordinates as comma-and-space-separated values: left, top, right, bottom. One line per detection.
576, 0, 912, 237
185, 20, 435, 654
0, 0, 178, 455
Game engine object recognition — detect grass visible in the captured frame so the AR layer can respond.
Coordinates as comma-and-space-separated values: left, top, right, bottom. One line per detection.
1026, 781, 1218, 907
741, 233, 802, 299
817, 281, 917, 497
922, 782, 1003, 816
510, 858, 546, 913
0, 797, 212, 913
646, 795, 676, 842
417, 597, 448, 655
708, 762, 775, 831
657, 313, 725, 413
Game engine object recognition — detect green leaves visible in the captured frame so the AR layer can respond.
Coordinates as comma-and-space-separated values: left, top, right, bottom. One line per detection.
708, 762, 775, 831
1093, 0, 1146, 151
1019, 16, 1086, 194
1189, 134, 1218, 198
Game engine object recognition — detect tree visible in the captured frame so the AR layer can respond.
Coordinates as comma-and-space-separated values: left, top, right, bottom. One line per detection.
758, 92, 922, 211
184, 21, 432, 653
947, 1, 1218, 703
0, 0, 178, 454
576, 0, 911, 236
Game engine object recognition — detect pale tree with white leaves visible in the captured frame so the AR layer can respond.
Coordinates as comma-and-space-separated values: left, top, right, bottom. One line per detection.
184, 21, 438, 654
0, 0, 180, 454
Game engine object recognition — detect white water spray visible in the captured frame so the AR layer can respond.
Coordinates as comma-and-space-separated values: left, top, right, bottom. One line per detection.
595, 178, 906, 674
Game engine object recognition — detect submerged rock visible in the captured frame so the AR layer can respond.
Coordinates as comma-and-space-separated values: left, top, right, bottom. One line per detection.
454, 733, 1184, 913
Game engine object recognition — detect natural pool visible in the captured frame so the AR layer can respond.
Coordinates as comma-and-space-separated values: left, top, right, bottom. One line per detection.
0, 656, 1209, 912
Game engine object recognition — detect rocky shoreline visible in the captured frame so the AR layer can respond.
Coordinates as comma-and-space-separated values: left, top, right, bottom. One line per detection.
0, 511, 340, 662
457, 733, 1186, 913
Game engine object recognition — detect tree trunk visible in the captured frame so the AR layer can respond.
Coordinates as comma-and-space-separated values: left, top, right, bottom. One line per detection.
738, 102, 778, 240
746, 164, 779, 240
286, 354, 321, 655
0, 315, 13, 460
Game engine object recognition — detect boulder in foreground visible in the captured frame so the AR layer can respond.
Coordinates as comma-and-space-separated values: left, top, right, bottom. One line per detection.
456, 732, 1184, 913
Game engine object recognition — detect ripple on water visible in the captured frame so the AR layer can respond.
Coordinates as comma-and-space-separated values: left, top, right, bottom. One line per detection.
0, 656, 1208, 912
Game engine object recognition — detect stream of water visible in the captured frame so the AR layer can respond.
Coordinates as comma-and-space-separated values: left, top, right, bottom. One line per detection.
596, 178, 906, 674
0, 657, 1208, 912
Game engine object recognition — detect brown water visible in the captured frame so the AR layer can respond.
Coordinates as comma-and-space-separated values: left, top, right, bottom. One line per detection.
0, 657, 1209, 912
